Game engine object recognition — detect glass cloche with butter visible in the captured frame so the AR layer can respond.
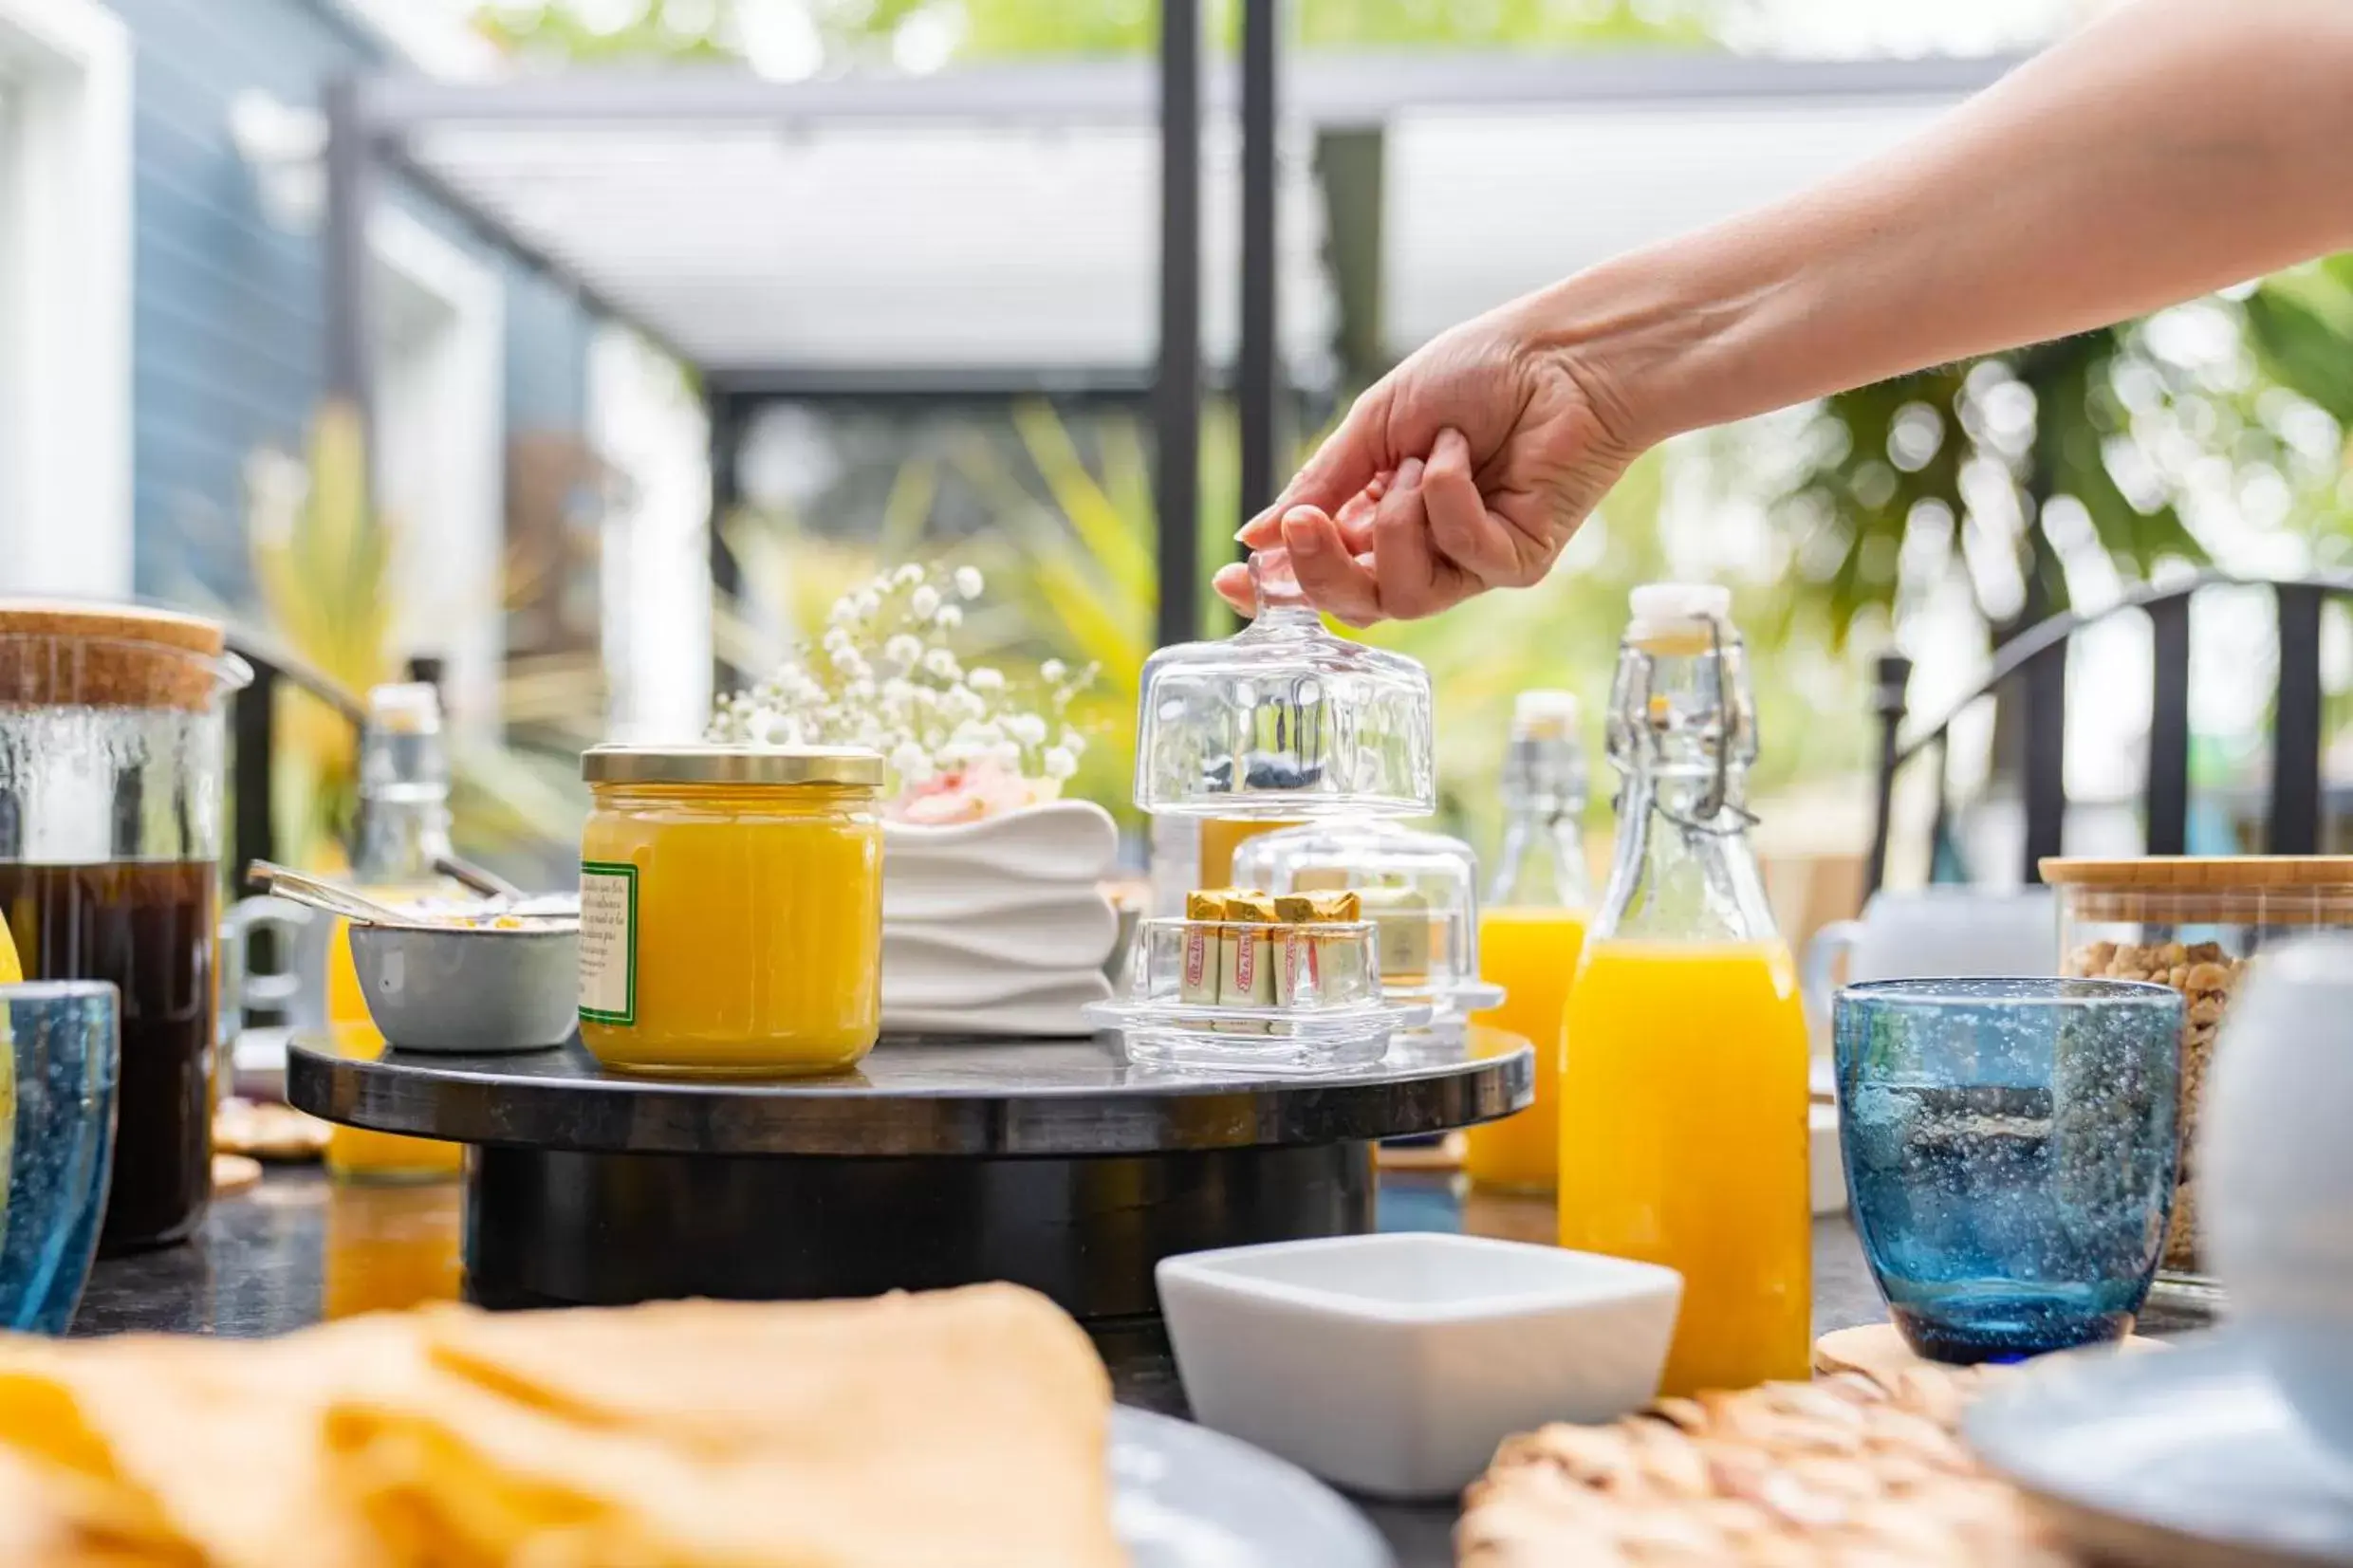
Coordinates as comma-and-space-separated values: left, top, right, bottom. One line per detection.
1132, 550, 1435, 820
1230, 819, 1501, 1027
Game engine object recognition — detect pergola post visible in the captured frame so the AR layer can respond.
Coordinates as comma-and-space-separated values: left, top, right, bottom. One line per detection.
1155, 0, 1203, 650
1237, 0, 1282, 535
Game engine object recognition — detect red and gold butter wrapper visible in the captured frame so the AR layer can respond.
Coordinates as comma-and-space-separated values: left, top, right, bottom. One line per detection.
1275, 893, 1371, 1006
1181, 891, 1229, 1007
1218, 891, 1278, 1029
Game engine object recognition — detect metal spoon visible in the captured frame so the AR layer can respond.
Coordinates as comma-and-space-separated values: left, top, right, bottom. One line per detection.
435, 853, 526, 903
244, 862, 465, 929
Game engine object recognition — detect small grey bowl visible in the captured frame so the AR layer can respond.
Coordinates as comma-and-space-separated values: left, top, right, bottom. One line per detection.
347, 921, 578, 1053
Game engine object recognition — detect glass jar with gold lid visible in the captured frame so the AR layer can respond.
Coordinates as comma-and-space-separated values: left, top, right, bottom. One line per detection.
579, 745, 884, 1078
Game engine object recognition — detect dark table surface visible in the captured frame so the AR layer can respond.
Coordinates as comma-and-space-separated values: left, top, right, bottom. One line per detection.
70, 1163, 2206, 1567
69, 1163, 1885, 1567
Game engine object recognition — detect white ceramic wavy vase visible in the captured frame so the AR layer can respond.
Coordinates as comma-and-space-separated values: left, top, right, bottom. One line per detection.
880, 801, 1120, 1038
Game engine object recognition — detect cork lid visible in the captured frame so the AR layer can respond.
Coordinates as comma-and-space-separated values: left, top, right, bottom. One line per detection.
2044, 855, 2353, 926
0, 599, 241, 710
2041, 856, 2353, 889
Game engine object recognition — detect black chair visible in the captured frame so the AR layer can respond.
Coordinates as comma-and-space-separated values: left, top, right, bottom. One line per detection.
1862, 572, 2353, 897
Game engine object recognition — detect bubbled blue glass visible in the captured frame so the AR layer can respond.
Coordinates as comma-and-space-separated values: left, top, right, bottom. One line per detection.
1835, 976, 2180, 1363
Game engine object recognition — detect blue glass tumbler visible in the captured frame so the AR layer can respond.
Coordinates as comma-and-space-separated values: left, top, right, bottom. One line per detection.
0, 982, 120, 1334
1835, 976, 2179, 1363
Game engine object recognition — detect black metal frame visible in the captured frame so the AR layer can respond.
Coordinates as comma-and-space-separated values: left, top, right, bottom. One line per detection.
1863, 573, 2353, 895
300, 44, 2025, 865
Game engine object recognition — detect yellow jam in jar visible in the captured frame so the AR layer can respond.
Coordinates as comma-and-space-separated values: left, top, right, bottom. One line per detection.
578, 745, 884, 1078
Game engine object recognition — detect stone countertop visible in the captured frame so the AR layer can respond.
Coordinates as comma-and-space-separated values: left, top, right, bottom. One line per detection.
65, 1167, 1982, 1567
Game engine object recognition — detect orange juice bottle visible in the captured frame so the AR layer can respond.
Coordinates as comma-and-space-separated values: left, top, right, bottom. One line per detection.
324, 683, 466, 1184
1467, 692, 1591, 1193
1558, 585, 1810, 1395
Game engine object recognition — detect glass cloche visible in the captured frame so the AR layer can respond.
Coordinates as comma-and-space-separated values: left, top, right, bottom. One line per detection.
1133, 551, 1435, 819
1229, 818, 1502, 1022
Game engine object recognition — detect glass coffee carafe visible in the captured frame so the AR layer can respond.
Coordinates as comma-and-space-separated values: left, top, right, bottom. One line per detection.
0, 601, 250, 1252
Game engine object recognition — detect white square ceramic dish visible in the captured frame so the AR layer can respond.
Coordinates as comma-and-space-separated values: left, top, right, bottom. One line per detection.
1157, 1232, 1681, 1501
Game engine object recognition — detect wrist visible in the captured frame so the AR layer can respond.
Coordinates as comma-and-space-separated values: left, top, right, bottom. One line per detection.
1511, 226, 1809, 449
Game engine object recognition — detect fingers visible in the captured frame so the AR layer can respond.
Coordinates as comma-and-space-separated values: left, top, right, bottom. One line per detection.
1279, 507, 1384, 626
1370, 458, 1473, 620
1212, 561, 1257, 616
1421, 427, 1523, 587
1238, 383, 1395, 547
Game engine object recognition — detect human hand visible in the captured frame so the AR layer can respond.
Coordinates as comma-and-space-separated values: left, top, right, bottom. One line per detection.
1213, 303, 1644, 625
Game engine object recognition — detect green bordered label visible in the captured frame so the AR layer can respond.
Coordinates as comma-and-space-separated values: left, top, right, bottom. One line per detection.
578, 860, 639, 1026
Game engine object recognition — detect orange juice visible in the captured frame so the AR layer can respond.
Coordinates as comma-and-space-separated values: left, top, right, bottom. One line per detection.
1465, 907, 1587, 1191
324, 921, 465, 1183
322, 1178, 462, 1319
1558, 938, 1811, 1394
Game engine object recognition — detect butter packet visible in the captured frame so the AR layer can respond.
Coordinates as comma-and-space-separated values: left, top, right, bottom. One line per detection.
1217, 891, 1278, 1030
1356, 886, 1433, 986
1273, 892, 1369, 1008
1181, 891, 1228, 1008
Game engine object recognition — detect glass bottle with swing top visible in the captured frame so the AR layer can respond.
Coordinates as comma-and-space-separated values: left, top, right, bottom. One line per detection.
1557, 583, 1812, 1394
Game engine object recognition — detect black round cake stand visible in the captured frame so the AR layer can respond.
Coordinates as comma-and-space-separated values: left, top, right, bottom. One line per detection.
286, 1032, 1531, 1324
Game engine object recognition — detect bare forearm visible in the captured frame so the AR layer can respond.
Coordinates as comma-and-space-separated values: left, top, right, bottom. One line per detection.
1533, 0, 2353, 444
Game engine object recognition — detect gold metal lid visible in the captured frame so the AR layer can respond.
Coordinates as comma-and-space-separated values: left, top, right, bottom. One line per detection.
581, 744, 884, 788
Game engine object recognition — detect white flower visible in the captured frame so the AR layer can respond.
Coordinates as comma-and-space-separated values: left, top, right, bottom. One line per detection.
922, 648, 960, 681
1059, 726, 1087, 755
895, 563, 925, 587
827, 598, 859, 628
831, 646, 868, 676
955, 719, 1006, 746
890, 741, 934, 783
1043, 746, 1078, 780
946, 685, 988, 721
822, 626, 851, 655
990, 740, 1023, 768
747, 710, 778, 744
856, 590, 882, 618
910, 584, 942, 619
967, 667, 1005, 693
954, 565, 984, 600
911, 684, 941, 709
881, 634, 923, 672
934, 604, 962, 631
844, 677, 877, 705
1040, 658, 1066, 684
1007, 713, 1047, 747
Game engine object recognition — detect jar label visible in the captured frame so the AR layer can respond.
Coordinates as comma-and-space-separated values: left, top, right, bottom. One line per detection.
579, 860, 639, 1025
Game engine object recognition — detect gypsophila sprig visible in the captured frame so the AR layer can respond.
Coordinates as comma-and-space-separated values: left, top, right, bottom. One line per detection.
708, 563, 1100, 821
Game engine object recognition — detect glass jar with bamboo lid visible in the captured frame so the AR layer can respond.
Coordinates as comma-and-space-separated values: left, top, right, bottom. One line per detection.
2044, 854, 2353, 1309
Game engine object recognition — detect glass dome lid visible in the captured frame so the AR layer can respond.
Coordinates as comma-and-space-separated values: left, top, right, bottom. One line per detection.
1134, 551, 1436, 819
1230, 818, 1499, 1018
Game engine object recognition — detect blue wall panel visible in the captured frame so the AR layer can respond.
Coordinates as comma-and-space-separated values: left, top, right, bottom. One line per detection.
106, 0, 594, 610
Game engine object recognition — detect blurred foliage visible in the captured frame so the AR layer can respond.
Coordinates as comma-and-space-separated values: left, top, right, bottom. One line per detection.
713, 400, 1246, 823
1776, 266, 2353, 660
247, 402, 398, 875
246, 403, 590, 882
474, 0, 1715, 67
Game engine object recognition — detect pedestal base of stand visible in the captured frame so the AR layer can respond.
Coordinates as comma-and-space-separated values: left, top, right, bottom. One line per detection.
462, 1141, 1377, 1323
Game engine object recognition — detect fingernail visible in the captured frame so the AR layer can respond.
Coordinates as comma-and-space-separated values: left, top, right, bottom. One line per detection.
1397, 456, 1425, 488
1285, 523, 1325, 555
1436, 427, 1467, 457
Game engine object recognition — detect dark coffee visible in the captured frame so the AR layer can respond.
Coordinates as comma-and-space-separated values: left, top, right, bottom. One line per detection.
0, 860, 215, 1251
